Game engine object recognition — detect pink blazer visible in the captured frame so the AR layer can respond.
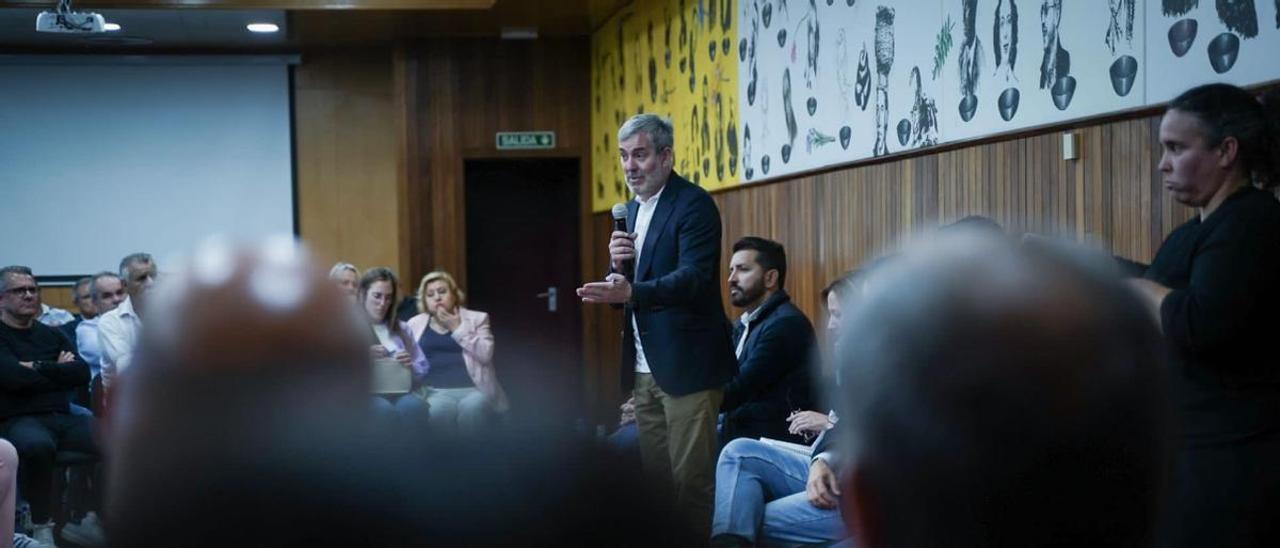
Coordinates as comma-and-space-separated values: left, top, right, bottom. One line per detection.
407, 307, 510, 412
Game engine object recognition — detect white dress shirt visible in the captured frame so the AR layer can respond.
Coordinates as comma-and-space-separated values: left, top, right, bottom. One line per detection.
98, 296, 143, 392
734, 305, 765, 360
38, 304, 75, 327
631, 184, 666, 374
76, 317, 103, 377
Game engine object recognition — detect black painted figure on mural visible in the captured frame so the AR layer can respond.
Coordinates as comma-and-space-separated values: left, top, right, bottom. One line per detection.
1106, 0, 1137, 53
993, 0, 1019, 83
1038, 0, 1070, 90
855, 43, 871, 111
783, 68, 798, 160
958, 0, 983, 121
873, 6, 895, 157
803, 0, 821, 90
1164, 0, 1199, 16
616, 13, 632, 91
746, 0, 760, 106
687, 4, 697, 93
908, 67, 940, 147
727, 116, 738, 177
1217, 0, 1259, 38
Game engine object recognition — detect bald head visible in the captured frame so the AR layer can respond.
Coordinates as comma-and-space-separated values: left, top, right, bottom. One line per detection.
835, 233, 1171, 548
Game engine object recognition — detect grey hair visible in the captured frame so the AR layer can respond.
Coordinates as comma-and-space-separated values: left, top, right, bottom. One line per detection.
617, 114, 675, 152
0, 265, 34, 292
119, 252, 155, 278
90, 271, 124, 302
73, 277, 93, 300
328, 262, 359, 280
834, 233, 1170, 547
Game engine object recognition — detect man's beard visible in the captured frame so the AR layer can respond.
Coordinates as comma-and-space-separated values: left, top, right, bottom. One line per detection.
730, 284, 764, 307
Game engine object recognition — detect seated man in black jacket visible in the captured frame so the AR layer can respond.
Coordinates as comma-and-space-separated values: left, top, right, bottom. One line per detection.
0, 266, 96, 542
720, 237, 816, 445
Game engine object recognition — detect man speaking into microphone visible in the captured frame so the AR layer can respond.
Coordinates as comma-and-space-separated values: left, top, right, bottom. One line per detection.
578, 114, 735, 535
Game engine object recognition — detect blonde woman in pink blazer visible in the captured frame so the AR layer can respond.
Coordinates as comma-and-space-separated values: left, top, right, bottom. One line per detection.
408, 271, 509, 435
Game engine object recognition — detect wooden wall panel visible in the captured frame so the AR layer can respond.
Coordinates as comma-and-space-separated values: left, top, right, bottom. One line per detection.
40, 287, 78, 313
294, 49, 408, 281
581, 109, 1204, 424
402, 38, 591, 286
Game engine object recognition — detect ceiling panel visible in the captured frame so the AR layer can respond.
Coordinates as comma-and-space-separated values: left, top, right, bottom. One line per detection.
0, 0, 629, 50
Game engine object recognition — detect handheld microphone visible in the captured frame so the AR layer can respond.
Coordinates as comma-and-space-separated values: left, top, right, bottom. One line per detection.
611, 203, 635, 281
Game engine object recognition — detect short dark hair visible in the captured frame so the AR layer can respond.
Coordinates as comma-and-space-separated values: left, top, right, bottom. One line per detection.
73, 277, 93, 300
0, 265, 34, 292
732, 237, 788, 289
90, 271, 124, 302
120, 252, 155, 278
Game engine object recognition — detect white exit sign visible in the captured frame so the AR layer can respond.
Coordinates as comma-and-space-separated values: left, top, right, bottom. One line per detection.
496, 131, 556, 150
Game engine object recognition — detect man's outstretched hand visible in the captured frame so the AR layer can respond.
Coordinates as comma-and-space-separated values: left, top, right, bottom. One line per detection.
577, 273, 632, 304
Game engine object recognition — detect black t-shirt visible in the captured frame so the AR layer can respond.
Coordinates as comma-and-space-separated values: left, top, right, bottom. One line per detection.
1144, 187, 1280, 444
0, 320, 91, 419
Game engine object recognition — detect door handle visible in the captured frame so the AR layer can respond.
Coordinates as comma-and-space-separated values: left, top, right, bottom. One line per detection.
535, 286, 558, 312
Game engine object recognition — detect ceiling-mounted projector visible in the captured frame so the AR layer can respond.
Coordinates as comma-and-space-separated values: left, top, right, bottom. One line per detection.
35, 10, 106, 33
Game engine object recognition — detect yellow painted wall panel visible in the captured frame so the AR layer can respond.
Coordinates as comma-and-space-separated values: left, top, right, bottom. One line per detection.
591, 0, 739, 212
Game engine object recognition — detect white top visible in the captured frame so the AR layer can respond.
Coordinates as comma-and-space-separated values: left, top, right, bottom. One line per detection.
76, 317, 103, 377
631, 184, 666, 374
734, 304, 765, 360
372, 323, 404, 353
38, 304, 74, 327
98, 296, 142, 393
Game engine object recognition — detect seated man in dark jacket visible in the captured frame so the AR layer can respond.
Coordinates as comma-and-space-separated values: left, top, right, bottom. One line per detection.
720, 237, 816, 445
0, 266, 96, 543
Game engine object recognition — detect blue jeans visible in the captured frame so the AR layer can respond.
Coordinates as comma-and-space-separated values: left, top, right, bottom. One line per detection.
370, 394, 430, 430
712, 438, 849, 544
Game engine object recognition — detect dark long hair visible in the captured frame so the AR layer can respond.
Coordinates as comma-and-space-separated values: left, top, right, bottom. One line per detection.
1168, 83, 1280, 189
358, 267, 402, 336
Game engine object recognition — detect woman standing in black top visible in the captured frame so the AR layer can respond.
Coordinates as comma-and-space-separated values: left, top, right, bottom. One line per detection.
1129, 83, 1280, 548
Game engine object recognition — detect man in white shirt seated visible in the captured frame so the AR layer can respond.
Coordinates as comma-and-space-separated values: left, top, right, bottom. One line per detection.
77, 272, 127, 407
36, 303, 74, 328
57, 277, 97, 345
98, 253, 156, 401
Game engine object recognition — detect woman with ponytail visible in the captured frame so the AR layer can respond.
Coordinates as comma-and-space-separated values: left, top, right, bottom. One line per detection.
1129, 82, 1280, 547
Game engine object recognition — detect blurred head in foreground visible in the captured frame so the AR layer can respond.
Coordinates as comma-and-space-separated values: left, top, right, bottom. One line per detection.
105, 236, 690, 547
834, 232, 1171, 548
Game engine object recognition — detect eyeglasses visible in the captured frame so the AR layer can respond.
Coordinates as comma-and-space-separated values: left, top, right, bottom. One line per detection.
3, 286, 39, 297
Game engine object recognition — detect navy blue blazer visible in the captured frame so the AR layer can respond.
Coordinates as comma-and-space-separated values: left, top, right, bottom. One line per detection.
721, 290, 816, 444
619, 172, 736, 397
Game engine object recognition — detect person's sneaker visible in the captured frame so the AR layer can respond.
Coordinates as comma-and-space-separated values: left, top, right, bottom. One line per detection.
13, 532, 56, 548
29, 522, 57, 548
59, 512, 106, 547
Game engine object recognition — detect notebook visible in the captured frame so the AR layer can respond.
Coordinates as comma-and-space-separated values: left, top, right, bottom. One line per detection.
371, 357, 412, 395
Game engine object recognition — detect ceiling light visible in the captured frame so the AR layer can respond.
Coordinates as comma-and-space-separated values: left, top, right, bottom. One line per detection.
246, 23, 279, 33
103, 22, 121, 31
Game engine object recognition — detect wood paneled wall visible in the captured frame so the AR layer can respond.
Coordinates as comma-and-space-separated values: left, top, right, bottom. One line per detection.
399, 38, 591, 286
294, 48, 409, 280
582, 111, 1200, 422
40, 286, 79, 312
